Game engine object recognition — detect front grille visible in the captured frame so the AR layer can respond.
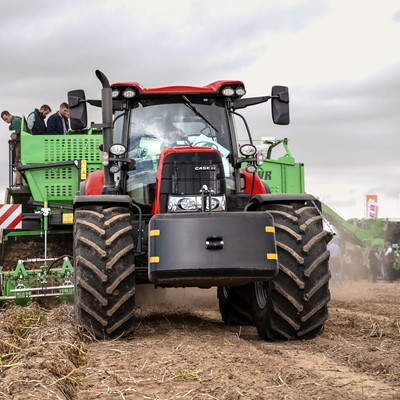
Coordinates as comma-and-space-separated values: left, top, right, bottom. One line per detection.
159, 150, 226, 213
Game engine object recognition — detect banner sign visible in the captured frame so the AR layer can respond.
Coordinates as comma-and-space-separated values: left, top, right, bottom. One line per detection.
365, 194, 378, 219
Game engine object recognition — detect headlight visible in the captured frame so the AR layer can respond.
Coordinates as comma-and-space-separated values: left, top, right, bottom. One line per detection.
222, 87, 235, 97
208, 197, 220, 209
240, 144, 257, 156
168, 195, 226, 212
110, 144, 126, 156
245, 165, 257, 174
109, 164, 120, 174
111, 89, 120, 98
235, 87, 246, 96
123, 89, 136, 98
178, 198, 197, 211
256, 153, 264, 166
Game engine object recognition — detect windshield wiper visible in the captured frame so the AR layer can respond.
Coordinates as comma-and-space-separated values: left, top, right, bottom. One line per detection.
181, 95, 219, 133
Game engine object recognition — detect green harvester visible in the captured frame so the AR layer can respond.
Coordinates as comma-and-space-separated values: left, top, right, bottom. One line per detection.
0, 117, 102, 302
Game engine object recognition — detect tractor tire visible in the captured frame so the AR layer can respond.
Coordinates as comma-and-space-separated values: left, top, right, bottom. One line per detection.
251, 203, 331, 340
217, 285, 254, 326
74, 206, 136, 339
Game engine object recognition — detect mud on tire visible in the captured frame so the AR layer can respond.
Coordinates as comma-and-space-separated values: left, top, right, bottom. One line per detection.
252, 203, 331, 340
74, 206, 136, 339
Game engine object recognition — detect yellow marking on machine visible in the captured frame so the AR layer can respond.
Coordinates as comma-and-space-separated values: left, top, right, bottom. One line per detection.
149, 256, 160, 263
265, 226, 275, 233
81, 160, 87, 180
266, 253, 278, 260
149, 229, 160, 237
62, 213, 74, 224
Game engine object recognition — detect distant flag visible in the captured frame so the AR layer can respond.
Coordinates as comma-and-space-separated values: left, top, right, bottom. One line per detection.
365, 194, 378, 219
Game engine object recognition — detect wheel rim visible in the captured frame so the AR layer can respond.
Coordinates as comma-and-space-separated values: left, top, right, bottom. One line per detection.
254, 282, 267, 309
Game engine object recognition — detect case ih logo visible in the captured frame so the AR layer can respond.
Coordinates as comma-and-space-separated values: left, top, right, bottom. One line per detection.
195, 166, 217, 171
0, 204, 22, 229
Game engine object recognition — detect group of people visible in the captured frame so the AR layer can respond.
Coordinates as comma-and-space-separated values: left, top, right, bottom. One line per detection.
368, 241, 397, 283
1, 102, 70, 136
1, 102, 70, 186
328, 237, 398, 283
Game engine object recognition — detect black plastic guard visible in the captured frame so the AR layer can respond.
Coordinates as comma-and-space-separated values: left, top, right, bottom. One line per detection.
73, 195, 133, 210
148, 211, 278, 287
247, 193, 320, 211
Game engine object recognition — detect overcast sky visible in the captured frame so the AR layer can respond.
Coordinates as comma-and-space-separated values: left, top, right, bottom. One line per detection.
1, 0, 399, 220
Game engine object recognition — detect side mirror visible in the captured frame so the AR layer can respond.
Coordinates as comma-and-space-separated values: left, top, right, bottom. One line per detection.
68, 89, 88, 130
271, 86, 290, 125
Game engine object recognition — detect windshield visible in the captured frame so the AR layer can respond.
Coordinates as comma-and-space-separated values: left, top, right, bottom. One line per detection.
125, 99, 234, 207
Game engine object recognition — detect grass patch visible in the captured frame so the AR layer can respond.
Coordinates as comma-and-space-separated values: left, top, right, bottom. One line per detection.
175, 368, 203, 382
0, 302, 45, 367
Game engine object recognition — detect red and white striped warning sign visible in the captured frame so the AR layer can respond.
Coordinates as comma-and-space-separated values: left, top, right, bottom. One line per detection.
0, 204, 22, 229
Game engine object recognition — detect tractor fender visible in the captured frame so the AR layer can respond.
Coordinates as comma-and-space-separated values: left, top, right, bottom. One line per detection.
84, 170, 104, 195
241, 169, 269, 195
246, 193, 321, 211
73, 194, 133, 210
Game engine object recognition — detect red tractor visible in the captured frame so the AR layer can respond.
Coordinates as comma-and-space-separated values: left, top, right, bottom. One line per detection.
69, 70, 330, 340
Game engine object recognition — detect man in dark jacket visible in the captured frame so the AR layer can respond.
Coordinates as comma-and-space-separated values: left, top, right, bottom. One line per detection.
47, 103, 70, 134
27, 104, 52, 134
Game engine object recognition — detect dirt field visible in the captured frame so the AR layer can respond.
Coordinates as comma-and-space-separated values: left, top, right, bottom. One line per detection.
0, 280, 399, 400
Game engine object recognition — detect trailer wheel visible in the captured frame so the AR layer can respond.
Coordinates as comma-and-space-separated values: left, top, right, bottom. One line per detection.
74, 206, 136, 339
252, 203, 331, 340
217, 285, 254, 326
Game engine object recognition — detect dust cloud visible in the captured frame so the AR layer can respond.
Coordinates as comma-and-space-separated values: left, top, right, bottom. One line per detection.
135, 284, 218, 309
329, 279, 380, 302
136, 280, 379, 308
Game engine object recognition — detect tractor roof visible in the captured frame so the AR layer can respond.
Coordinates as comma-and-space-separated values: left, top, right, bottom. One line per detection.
111, 80, 245, 97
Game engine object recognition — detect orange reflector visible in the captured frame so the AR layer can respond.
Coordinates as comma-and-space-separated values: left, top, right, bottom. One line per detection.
266, 253, 278, 260
265, 226, 275, 233
149, 229, 160, 237
149, 256, 160, 263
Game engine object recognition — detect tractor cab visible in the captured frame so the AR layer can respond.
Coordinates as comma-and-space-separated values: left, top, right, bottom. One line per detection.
70, 75, 290, 216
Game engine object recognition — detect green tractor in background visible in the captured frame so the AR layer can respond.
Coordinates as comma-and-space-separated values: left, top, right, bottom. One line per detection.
256, 136, 400, 279
0, 119, 102, 302
253, 137, 305, 195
